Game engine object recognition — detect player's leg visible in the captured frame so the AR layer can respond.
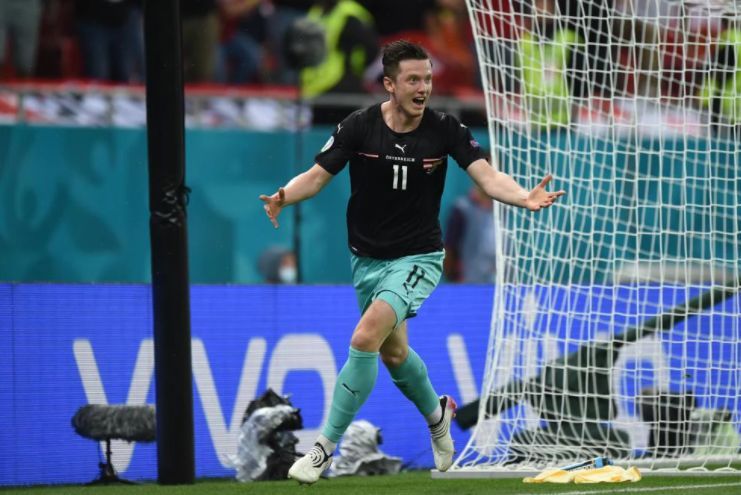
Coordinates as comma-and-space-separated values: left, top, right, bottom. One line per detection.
322, 299, 397, 442
380, 320, 457, 471
375, 251, 457, 471
288, 298, 396, 484
381, 322, 440, 421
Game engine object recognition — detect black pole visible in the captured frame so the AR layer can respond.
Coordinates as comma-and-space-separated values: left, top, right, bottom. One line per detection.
282, 17, 326, 283
143, 0, 195, 484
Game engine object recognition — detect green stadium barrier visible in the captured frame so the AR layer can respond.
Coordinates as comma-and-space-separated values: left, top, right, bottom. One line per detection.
0, 125, 486, 283
3, 125, 735, 284
496, 131, 740, 284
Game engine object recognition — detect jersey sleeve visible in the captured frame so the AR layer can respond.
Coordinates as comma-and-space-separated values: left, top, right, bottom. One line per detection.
314, 110, 363, 175
445, 114, 487, 170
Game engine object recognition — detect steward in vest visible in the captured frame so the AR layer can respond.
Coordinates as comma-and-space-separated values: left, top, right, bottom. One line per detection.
300, 0, 377, 99
517, 0, 584, 129
701, 15, 741, 133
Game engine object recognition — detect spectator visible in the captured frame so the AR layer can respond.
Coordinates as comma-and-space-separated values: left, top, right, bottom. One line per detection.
364, 0, 479, 94
257, 246, 298, 283
181, 0, 220, 82
468, 0, 519, 94
75, 0, 144, 83
423, 0, 477, 92
36, 0, 82, 79
216, 0, 265, 84
471, 0, 515, 41
612, 0, 668, 98
300, 0, 378, 122
300, 0, 377, 97
363, 0, 435, 39
0, 0, 44, 78
561, 0, 611, 98
701, 14, 741, 135
265, 0, 313, 84
443, 184, 497, 284
516, 0, 584, 128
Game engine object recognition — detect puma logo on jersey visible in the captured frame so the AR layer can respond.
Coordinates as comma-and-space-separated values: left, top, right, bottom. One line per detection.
394, 143, 407, 154
342, 383, 359, 398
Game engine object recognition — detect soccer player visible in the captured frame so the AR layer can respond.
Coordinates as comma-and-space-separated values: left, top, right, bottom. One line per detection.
259, 40, 565, 484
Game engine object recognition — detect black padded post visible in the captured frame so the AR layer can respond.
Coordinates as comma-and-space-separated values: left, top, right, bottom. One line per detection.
143, 0, 195, 484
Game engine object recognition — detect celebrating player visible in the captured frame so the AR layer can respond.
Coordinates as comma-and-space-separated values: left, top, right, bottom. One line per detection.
259, 40, 564, 484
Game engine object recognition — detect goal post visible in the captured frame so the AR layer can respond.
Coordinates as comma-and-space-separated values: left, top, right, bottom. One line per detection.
451, 0, 741, 475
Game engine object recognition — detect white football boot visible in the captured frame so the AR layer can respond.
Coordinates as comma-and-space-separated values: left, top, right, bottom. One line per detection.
287, 443, 333, 484
429, 395, 457, 471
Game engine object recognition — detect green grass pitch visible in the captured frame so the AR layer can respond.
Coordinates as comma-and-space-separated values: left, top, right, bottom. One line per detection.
1, 471, 740, 495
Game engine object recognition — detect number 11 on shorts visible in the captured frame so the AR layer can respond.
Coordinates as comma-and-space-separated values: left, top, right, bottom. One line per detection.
393, 164, 408, 190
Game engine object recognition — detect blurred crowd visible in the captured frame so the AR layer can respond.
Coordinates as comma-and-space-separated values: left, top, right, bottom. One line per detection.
0, 0, 479, 95
475, 0, 739, 129
1, 0, 738, 127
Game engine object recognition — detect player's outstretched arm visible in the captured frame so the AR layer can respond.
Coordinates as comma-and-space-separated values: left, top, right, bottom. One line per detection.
466, 159, 565, 211
259, 164, 333, 228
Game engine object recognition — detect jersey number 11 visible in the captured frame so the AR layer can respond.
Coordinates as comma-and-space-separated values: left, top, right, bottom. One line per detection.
392, 164, 408, 190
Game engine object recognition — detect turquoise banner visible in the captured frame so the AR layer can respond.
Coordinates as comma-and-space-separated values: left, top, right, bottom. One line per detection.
0, 125, 485, 283
3, 125, 736, 284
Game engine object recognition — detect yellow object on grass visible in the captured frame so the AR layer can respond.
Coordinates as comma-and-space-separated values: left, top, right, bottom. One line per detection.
523, 468, 574, 484
574, 465, 641, 483
523, 465, 641, 484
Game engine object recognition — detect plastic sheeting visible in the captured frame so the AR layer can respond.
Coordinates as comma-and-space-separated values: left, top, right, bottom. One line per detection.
330, 420, 402, 477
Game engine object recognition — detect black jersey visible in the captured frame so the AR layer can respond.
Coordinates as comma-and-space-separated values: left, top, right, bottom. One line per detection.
315, 103, 486, 259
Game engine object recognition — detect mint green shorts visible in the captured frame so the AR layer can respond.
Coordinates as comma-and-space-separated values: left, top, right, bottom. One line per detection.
350, 251, 445, 326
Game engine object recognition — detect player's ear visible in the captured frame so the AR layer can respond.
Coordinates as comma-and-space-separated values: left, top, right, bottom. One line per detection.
383, 76, 395, 93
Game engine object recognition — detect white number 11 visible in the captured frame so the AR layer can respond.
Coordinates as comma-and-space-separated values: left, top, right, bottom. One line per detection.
393, 164, 408, 190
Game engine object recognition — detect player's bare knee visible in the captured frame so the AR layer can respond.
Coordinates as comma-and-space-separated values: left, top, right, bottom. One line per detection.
350, 329, 379, 352
352, 315, 395, 351
380, 348, 407, 368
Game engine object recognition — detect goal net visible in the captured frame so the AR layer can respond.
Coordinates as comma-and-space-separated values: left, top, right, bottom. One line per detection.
453, 0, 741, 474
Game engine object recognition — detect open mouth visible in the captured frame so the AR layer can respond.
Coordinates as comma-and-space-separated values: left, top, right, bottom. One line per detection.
412, 97, 426, 106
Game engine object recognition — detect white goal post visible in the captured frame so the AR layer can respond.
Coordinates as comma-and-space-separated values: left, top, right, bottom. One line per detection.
449, 0, 741, 476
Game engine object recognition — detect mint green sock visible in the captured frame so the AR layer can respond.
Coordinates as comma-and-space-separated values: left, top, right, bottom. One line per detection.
321, 347, 379, 442
386, 347, 440, 417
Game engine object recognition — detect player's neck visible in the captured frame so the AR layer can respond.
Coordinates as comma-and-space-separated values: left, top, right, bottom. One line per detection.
381, 100, 423, 133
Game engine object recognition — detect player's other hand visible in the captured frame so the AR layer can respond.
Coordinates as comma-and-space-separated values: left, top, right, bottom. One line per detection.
525, 174, 565, 211
259, 187, 286, 228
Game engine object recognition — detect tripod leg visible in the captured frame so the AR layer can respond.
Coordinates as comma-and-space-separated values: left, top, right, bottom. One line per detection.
87, 439, 138, 485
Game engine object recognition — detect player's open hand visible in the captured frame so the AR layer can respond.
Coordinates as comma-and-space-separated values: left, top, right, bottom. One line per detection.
259, 187, 286, 228
525, 175, 565, 211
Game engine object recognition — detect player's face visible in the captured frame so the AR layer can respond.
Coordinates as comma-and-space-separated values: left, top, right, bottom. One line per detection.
386, 58, 433, 118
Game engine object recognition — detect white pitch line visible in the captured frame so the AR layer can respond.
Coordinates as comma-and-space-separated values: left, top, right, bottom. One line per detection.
520, 481, 741, 495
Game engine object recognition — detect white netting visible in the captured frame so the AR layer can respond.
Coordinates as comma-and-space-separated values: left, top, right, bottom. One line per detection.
454, 0, 741, 474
